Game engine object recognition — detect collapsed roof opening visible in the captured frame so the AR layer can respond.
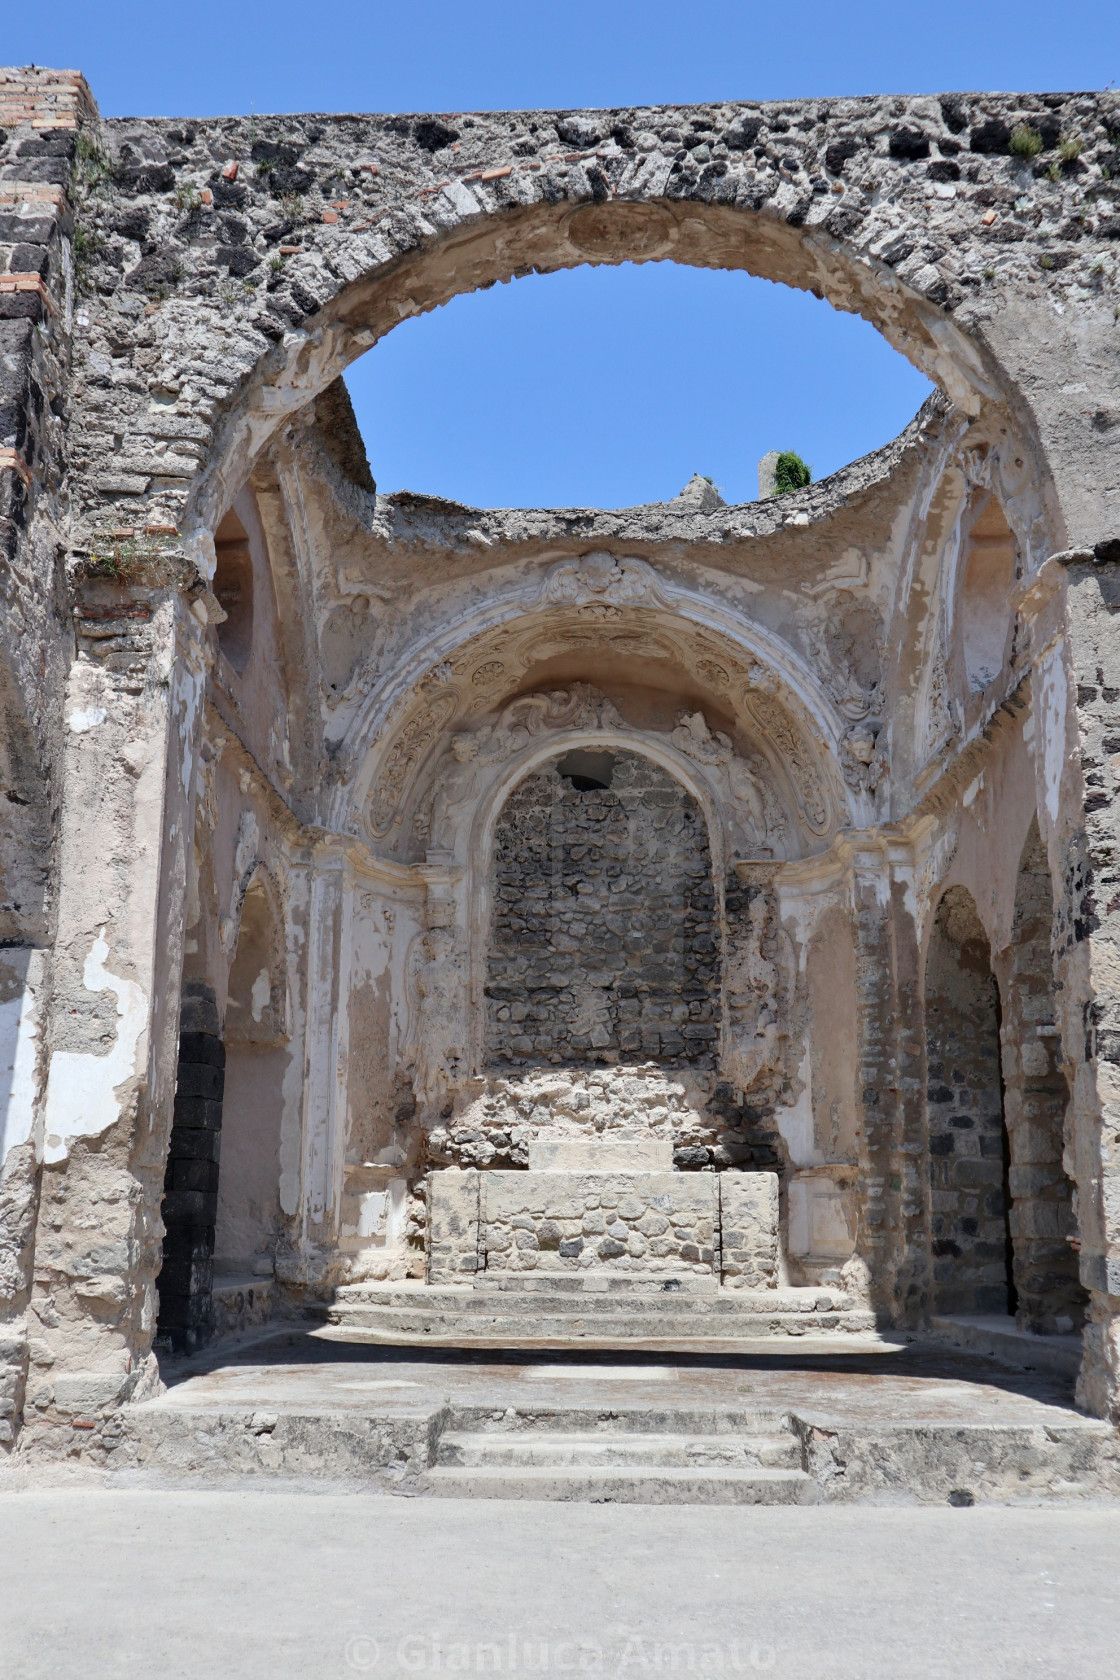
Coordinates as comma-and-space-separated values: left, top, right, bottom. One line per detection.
342, 262, 934, 512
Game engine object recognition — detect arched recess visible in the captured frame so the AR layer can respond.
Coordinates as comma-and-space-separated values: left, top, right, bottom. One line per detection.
212, 505, 254, 673
1001, 821, 1087, 1334
402, 722, 795, 1185
342, 585, 854, 862
214, 872, 289, 1276
955, 490, 1019, 696
925, 886, 1013, 1316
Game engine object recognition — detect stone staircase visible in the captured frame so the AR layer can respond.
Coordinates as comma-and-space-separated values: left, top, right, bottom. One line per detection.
423, 1404, 817, 1503
323, 1277, 877, 1347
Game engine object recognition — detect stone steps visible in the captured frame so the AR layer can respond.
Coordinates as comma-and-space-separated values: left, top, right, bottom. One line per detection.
436, 1429, 803, 1470
323, 1281, 876, 1344
422, 1464, 817, 1504
110, 1377, 1120, 1502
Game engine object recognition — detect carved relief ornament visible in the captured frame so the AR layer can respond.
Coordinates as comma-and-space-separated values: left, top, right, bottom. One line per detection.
535, 551, 671, 612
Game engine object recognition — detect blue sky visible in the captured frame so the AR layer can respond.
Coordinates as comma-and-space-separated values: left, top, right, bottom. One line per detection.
10, 2, 1120, 508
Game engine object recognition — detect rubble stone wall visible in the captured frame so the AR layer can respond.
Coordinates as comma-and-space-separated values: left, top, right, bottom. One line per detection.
155, 986, 224, 1355
925, 887, 1012, 1315
486, 753, 719, 1069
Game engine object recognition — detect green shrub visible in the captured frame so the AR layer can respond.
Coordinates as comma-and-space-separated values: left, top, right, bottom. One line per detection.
773, 451, 812, 494
1009, 124, 1043, 159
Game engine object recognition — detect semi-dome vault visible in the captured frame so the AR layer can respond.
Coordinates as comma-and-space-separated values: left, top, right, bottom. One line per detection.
3, 68, 1120, 1454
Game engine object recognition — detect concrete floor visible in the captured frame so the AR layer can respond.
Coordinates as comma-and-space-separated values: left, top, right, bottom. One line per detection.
1, 1491, 1118, 1679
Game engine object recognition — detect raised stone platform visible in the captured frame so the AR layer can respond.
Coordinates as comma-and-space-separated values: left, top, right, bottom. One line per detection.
929, 1314, 1084, 1379
323, 1278, 879, 1347
34, 1327, 1119, 1505
427, 1165, 781, 1289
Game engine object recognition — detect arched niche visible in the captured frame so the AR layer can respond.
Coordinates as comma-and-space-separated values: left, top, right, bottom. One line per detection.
956, 489, 1019, 696
404, 725, 795, 1179
212, 505, 254, 673
925, 885, 1013, 1316
458, 720, 734, 1081
1001, 820, 1086, 1334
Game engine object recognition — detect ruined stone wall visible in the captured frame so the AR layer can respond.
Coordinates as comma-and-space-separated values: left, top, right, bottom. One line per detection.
486, 753, 719, 1069
1, 70, 104, 1447
5, 61, 1120, 1444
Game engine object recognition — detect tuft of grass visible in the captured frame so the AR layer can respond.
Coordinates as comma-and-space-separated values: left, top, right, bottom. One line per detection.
71, 222, 104, 293
280, 192, 304, 222
1059, 135, 1083, 165
74, 128, 111, 191
82, 531, 176, 582
773, 451, 812, 494
1009, 124, 1044, 160
172, 182, 200, 214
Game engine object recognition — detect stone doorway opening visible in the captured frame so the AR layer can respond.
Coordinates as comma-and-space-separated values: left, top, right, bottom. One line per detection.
214, 876, 288, 1283
1001, 822, 1087, 1335
925, 886, 1014, 1317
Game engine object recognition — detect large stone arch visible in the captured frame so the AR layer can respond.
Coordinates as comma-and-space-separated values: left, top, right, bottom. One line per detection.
61, 92, 1120, 574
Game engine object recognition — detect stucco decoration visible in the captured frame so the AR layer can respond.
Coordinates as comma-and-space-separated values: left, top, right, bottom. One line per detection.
367, 692, 459, 839
723, 889, 796, 1094
671, 710, 778, 851
404, 925, 469, 1113
534, 552, 672, 612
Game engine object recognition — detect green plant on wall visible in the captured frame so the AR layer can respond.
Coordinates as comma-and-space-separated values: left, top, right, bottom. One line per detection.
773, 452, 812, 494
1009, 124, 1044, 159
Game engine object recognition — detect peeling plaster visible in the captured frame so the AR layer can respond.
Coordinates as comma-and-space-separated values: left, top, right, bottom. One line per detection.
0, 949, 46, 1162
1038, 643, 1070, 825
41, 931, 147, 1164
67, 707, 106, 734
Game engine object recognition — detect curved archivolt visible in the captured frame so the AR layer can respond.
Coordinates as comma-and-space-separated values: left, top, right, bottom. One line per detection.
349, 593, 851, 865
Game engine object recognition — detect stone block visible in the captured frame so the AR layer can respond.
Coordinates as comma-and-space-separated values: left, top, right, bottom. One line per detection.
427, 1169, 481, 1282
789, 1172, 856, 1259
480, 1171, 717, 1276
719, 1171, 779, 1288
52, 1371, 129, 1414
528, 1136, 673, 1170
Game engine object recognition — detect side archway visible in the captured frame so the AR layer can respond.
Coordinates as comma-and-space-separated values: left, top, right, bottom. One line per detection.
215, 872, 290, 1276
925, 886, 1013, 1316
1000, 821, 1086, 1334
